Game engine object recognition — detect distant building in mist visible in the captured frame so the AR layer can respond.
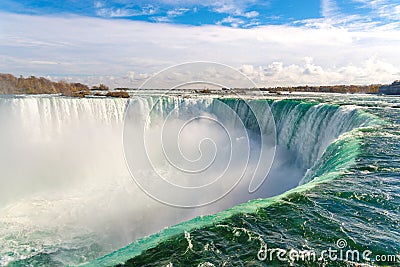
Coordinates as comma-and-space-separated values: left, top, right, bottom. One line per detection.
379, 80, 400, 95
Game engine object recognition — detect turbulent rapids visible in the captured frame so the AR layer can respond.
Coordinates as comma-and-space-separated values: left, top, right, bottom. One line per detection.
0, 95, 382, 266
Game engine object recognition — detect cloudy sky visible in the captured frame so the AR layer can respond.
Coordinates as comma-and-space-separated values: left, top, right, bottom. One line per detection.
1, 0, 400, 87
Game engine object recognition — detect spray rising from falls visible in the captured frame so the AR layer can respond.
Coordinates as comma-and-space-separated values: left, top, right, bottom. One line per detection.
0, 96, 373, 266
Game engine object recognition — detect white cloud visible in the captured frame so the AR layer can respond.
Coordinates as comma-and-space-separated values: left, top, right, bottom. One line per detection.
152, 16, 172, 23
213, 4, 239, 14
240, 64, 255, 76
205, 0, 263, 20
30, 61, 59, 65
321, 0, 339, 18
243, 11, 259, 18
167, 8, 190, 17
219, 16, 245, 27
303, 57, 324, 75
239, 57, 400, 86
1, 12, 400, 87
352, 0, 400, 20
95, 5, 157, 18
94, 1, 104, 9
264, 62, 283, 76
101, 0, 259, 18
313, 0, 400, 30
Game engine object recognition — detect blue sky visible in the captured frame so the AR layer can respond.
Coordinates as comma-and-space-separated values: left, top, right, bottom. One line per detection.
0, 0, 399, 86
1, 0, 400, 27
0, 0, 320, 27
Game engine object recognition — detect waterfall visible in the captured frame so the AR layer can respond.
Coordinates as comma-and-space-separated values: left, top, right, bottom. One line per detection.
0, 95, 373, 266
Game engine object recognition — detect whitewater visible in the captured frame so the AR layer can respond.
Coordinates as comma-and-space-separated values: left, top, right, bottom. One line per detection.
0, 93, 399, 267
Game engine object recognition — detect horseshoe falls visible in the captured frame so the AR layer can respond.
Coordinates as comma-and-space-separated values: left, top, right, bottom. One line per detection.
0, 94, 399, 267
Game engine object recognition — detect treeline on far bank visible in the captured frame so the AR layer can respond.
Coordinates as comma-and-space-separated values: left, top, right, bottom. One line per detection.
0, 73, 131, 98
0, 73, 91, 96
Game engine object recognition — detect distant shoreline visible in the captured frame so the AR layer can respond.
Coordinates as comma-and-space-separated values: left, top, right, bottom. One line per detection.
0, 73, 389, 97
